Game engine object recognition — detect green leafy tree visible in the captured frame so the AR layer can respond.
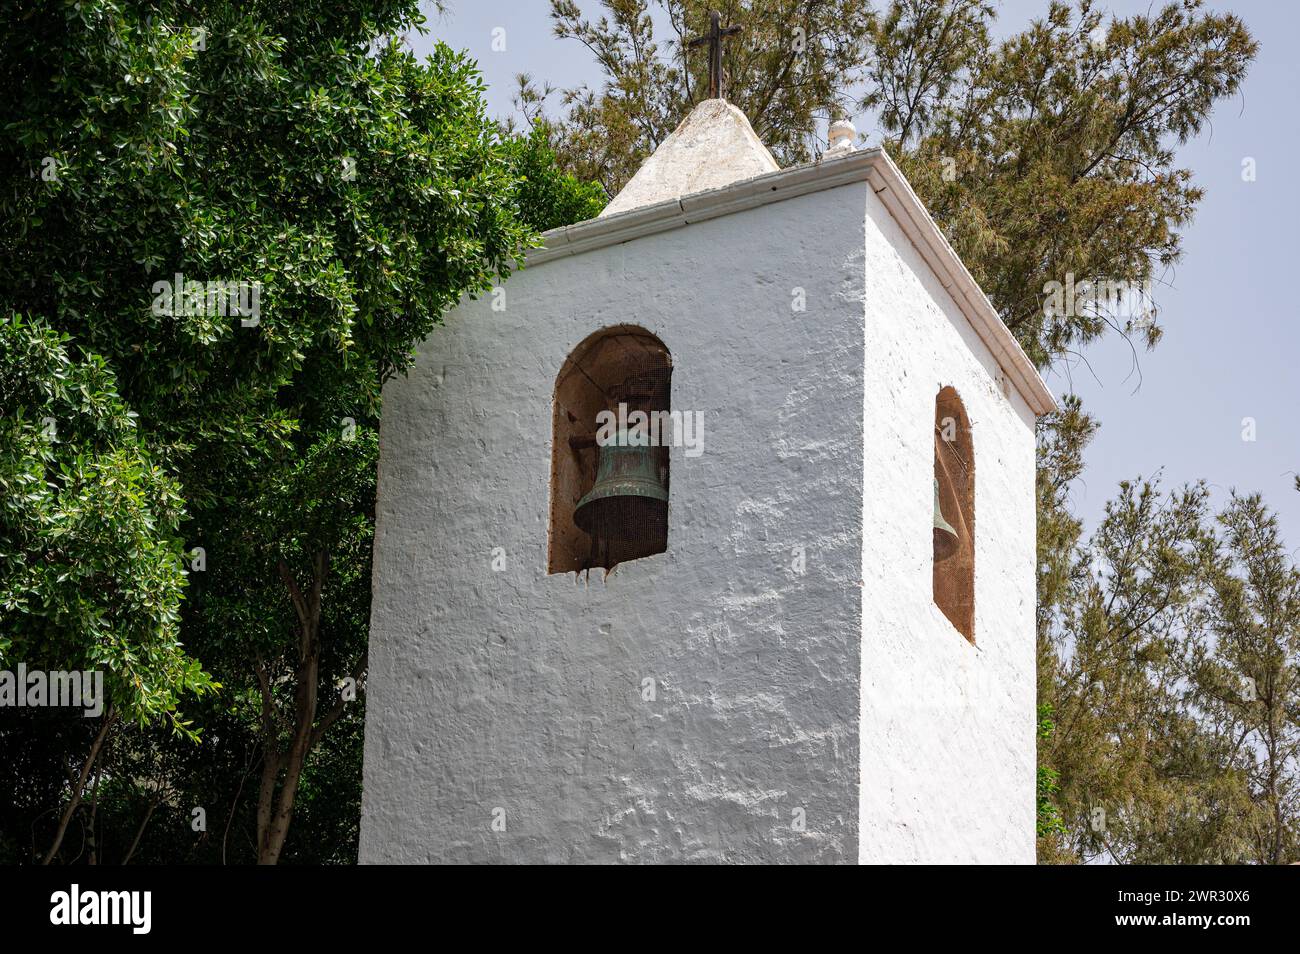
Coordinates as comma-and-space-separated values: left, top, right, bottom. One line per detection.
504, 126, 610, 232
1036, 704, 1066, 838
0, 315, 216, 863
0, 0, 600, 863
1, 316, 211, 727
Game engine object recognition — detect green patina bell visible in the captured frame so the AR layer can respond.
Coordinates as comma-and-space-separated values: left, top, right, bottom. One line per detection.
574, 429, 669, 542
933, 477, 959, 561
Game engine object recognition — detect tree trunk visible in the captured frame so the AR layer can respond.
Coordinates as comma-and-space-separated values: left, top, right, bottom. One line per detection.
253, 552, 369, 864
122, 799, 159, 865
256, 552, 336, 864
257, 640, 319, 865
41, 708, 116, 864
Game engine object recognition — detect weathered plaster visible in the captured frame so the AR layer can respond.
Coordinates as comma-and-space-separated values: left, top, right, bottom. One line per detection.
858, 180, 1038, 864
360, 171, 1040, 865
362, 185, 866, 863
600, 99, 779, 218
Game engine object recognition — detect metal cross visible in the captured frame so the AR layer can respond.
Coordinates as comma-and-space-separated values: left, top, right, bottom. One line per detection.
688, 10, 741, 100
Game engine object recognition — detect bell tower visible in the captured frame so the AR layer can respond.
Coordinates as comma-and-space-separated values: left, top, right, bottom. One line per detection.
360, 91, 1055, 863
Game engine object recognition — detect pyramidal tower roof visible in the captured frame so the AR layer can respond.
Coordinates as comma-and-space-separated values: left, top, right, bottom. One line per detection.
599, 98, 780, 218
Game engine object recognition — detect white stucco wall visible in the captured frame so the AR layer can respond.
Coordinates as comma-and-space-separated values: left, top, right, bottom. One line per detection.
361, 184, 867, 863
858, 184, 1038, 864
359, 174, 1038, 865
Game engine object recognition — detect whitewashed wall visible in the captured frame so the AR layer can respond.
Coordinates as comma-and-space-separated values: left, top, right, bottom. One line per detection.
858, 185, 1038, 864
361, 185, 867, 863
359, 176, 1037, 864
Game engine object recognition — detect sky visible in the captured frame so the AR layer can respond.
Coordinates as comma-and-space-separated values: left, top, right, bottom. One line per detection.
412, 0, 1300, 551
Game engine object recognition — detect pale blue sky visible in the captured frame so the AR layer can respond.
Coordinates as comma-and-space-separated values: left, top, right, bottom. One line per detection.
415, 1, 1299, 550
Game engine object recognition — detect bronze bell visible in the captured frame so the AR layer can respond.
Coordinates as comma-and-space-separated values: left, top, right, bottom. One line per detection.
574, 427, 669, 543
933, 477, 959, 561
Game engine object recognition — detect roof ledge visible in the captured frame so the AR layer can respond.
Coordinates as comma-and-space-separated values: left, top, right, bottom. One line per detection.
527, 149, 1057, 417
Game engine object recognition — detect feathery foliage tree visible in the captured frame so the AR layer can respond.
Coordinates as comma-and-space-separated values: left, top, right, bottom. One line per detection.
521, 0, 1288, 863
515, 0, 876, 195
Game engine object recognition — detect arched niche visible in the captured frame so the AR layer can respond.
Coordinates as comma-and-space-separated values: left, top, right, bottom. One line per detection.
934, 385, 975, 643
548, 326, 672, 574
